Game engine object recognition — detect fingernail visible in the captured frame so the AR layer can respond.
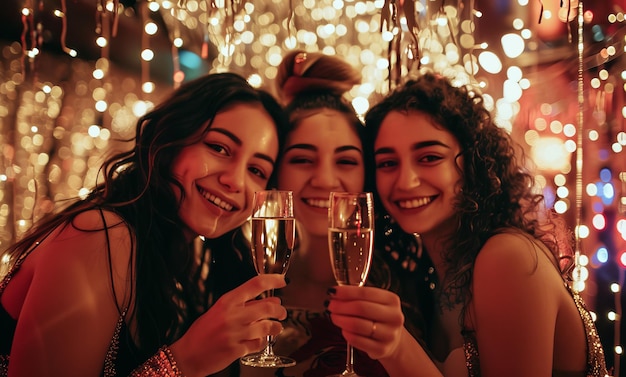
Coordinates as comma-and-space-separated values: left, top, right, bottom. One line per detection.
327, 287, 336, 295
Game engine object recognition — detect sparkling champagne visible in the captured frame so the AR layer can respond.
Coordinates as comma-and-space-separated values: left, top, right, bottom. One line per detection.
251, 217, 296, 275
328, 227, 373, 286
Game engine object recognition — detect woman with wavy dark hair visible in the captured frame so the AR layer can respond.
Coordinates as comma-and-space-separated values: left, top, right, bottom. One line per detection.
0, 72, 290, 377
326, 73, 608, 376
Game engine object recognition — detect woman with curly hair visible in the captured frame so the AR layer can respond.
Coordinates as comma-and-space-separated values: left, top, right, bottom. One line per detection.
325, 73, 609, 376
0, 72, 290, 377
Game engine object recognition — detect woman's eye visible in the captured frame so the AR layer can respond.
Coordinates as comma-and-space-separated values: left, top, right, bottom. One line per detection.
288, 157, 313, 164
249, 167, 268, 179
376, 159, 396, 169
337, 158, 359, 166
420, 154, 443, 163
205, 143, 228, 155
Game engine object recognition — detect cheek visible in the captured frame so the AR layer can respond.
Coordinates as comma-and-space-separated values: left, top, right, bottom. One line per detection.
443, 165, 463, 190
375, 174, 391, 195
343, 170, 365, 192
277, 166, 305, 191
171, 149, 202, 180
245, 181, 266, 204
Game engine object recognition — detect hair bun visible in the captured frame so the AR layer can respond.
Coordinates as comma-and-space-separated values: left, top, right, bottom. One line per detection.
275, 50, 362, 105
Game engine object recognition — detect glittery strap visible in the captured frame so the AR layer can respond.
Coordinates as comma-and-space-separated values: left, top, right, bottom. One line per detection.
128, 346, 184, 377
0, 354, 8, 377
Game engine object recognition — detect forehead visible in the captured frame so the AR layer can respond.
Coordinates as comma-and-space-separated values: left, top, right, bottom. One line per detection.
287, 109, 361, 147
212, 102, 278, 151
375, 110, 458, 149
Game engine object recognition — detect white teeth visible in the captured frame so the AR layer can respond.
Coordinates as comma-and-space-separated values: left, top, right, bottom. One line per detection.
304, 199, 330, 208
198, 188, 234, 211
398, 196, 432, 209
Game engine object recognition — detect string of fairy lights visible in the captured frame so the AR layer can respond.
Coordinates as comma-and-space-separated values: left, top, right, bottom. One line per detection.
0, 0, 625, 373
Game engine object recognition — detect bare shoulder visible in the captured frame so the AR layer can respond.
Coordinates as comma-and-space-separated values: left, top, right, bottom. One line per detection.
8, 208, 135, 375
471, 229, 564, 310
69, 208, 128, 233
474, 230, 548, 278
468, 235, 575, 375
49, 208, 132, 255
36, 208, 134, 305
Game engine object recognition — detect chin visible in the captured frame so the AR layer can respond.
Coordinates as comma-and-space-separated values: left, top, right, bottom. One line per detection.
299, 223, 327, 238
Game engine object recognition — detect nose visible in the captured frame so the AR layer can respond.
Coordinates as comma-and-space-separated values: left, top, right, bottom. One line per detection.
218, 162, 245, 192
310, 160, 340, 189
396, 162, 420, 190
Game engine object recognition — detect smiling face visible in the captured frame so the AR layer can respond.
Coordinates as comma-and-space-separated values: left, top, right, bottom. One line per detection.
374, 110, 462, 240
277, 109, 364, 237
172, 102, 279, 239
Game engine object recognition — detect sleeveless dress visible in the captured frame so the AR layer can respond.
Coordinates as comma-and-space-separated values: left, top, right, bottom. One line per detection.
461, 280, 609, 377
0, 238, 142, 377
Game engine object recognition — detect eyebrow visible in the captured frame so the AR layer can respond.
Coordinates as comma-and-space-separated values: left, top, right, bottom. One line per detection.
209, 127, 276, 165
284, 143, 363, 154
374, 140, 451, 156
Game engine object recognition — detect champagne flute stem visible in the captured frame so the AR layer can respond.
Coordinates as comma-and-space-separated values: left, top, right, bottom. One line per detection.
263, 335, 275, 357
263, 288, 277, 357
344, 343, 355, 374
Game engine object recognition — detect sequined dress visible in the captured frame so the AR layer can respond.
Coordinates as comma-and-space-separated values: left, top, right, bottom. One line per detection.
461, 280, 609, 377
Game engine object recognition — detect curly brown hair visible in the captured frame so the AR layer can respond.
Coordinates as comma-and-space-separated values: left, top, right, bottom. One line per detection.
364, 73, 574, 304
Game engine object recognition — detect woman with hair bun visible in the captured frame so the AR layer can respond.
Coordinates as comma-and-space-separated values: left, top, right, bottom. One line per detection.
240, 50, 425, 377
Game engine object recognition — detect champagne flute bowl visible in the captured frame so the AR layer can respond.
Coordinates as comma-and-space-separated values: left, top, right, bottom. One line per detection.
240, 190, 297, 368
327, 192, 374, 377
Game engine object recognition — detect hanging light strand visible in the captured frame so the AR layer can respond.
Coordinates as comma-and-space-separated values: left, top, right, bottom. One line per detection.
573, 0, 584, 291
20, 0, 39, 78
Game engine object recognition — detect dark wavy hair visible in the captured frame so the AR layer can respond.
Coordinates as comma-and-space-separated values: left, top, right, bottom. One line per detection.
3, 72, 289, 361
364, 73, 574, 306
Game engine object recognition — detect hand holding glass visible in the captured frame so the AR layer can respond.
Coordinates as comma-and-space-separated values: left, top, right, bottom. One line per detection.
240, 190, 296, 368
327, 192, 374, 377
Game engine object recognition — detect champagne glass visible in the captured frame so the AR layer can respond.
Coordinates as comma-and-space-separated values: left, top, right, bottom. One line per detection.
327, 192, 374, 377
240, 190, 297, 368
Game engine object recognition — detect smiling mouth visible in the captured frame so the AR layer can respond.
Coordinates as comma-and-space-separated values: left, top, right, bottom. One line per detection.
397, 196, 435, 209
303, 198, 330, 209
197, 186, 236, 211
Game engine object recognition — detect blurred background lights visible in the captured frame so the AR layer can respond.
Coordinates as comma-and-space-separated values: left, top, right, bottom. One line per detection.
610, 283, 621, 293
592, 213, 606, 230
531, 137, 570, 172
576, 224, 590, 239
144, 22, 158, 35
478, 50, 502, 74
608, 311, 617, 321
352, 96, 369, 116
0, 0, 624, 371
87, 125, 101, 138
141, 49, 155, 61
501, 33, 525, 58
596, 247, 609, 264
619, 251, 626, 268
554, 200, 568, 214
96, 37, 107, 48
95, 100, 107, 112
142, 81, 155, 93
247, 73, 263, 88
